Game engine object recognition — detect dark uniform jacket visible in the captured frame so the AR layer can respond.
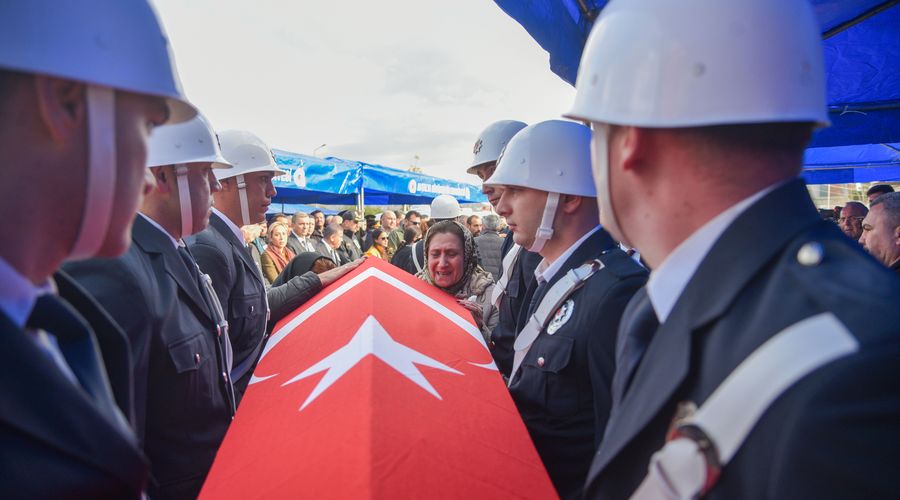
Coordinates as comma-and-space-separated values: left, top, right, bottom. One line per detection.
0, 277, 147, 498
338, 230, 362, 264
488, 236, 542, 378
390, 244, 415, 274
189, 212, 322, 400
509, 228, 647, 499
66, 216, 235, 499
584, 179, 900, 499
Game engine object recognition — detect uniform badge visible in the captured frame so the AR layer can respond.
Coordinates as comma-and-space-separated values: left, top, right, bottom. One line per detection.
546, 299, 574, 335
473, 138, 483, 155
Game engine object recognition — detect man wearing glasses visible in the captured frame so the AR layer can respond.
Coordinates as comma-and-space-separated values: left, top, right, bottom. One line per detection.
838, 201, 868, 241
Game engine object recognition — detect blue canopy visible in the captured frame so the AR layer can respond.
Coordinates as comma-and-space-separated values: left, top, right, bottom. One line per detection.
494, 0, 900, 182
266, 203, 338, 216
271, 149, 487, 205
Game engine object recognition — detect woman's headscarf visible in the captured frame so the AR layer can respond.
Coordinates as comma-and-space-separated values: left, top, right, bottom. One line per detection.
417, 220, 494, 298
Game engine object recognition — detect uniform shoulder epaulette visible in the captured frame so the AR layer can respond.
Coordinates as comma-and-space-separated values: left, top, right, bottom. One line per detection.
597, 246, 647, 280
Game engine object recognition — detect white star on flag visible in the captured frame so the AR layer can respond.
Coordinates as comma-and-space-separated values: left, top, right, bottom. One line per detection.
283, 315, 463, 410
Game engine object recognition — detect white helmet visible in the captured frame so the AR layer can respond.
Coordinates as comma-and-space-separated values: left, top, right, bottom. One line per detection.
467, 120, 528, 174
0, 0, 197, 260
147, 114, 233, 237
485, 120, 594, 252
431, 194, 461, 220
216, 130, 288, 226
566, 0, 827, 128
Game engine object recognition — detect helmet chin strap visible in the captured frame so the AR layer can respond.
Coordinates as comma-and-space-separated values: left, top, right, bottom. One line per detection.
528, 192, 559, 253
235, 174, 251, 226
68, 85, 116, 260
592, 124, 632, 247
174, 164, 194, 237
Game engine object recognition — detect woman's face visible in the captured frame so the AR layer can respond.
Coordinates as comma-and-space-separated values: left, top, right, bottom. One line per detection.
427, 232, 464, 288
375, 232, 388, 249
270, 225, 288, 249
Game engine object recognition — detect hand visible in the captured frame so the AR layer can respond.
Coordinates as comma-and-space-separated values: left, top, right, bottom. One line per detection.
457, 299, 484, 330
317, 258, 364, 287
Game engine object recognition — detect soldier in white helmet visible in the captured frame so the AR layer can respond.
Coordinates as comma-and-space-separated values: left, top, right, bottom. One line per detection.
484, 120, 647, 498
65, 115, 237, 498
188, 130, 361, 402
568, 0, 900, 498
0, 1, 196, 495
466, 120, 543, 378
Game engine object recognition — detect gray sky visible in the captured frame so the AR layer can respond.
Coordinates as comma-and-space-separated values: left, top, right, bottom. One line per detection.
153, 0, 575, 184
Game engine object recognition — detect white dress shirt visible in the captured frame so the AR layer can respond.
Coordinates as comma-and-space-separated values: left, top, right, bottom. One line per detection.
212, 207, 245, 244
646, 182, 782, 323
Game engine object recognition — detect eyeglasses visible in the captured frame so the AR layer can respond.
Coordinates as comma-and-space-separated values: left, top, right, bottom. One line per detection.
838, 216, 864, 224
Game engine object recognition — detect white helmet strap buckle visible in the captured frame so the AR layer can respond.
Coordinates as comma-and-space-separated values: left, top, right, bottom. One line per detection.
528, 192, 559, 253
236, 174, 251, 226
69, 85, 116, 260
174, 164, 193, 238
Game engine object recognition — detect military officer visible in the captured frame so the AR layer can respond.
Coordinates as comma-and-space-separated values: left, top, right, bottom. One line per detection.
464, 119, 542, 378
485, 120, 647, 498
568, 0, 900, 498
0, 1, 197, 496
188, 130, 360, 402
65, 114, 239, 498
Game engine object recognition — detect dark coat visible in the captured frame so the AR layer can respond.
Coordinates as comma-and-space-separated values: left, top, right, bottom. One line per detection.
488, 236, 542, 378
474, 230, 504, 281
508, 228, 647, 499
0, 285, 147, 498
390, 244, 415, 274
338, 230, 362, 264
584, 179, 900, 499
65, 216, 234, 499
286, 231, 315, 257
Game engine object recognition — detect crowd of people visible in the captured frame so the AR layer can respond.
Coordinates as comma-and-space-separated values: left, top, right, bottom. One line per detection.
2, 0, 900, 499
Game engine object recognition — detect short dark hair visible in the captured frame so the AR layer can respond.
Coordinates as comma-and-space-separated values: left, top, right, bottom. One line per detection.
323, 223, 342, 239
867, 184, 895, 197
402, 226, 422, 245
405, 210, 421, 220
467, 214, 481, 225
310, 209, 323, 217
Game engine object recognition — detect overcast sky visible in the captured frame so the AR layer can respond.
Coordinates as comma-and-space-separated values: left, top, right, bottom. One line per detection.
153, 0, 575, 184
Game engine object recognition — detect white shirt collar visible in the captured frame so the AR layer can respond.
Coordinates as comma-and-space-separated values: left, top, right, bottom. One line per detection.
212, 207, 245, 244
0, 256, 54, 329
534, 225, 602, 284
646, 182, 783, 322
138, 213, 181, 249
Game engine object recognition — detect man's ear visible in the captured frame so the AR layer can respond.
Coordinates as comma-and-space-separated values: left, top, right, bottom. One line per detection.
149, 166, 173, 194
558, 194, 584, 214
613, 125, 651, 174
218, 177, 235, 193
33, 75, 86, 142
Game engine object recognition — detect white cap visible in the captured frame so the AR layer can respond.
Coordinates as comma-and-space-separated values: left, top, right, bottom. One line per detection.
0, 0, 196, 124
215, 130, 288, 181
431, 194, 461, 220
147, 114, 232, 169
566, 0, 828, 128
467, 120, 528, 174
485, 120, 595, 197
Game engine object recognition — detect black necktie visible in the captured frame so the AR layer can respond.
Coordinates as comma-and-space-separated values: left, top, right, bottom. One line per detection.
611, 289, 659, 403
27, 294, 131, 432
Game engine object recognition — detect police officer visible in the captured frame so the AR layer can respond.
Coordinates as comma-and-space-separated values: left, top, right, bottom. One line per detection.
485, 120, 647, 498
567, 0, 900, 498
0, 1, 195, 495
188, 130, 360, 402
65, 114, 237, 498
465, 120, 542, 378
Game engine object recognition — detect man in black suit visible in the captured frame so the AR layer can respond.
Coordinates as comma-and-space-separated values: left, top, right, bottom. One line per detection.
287, 212, 316, 256
485, 120, 647, 499
338, 210, 364, 263
568, 0, 900, 498
0, 1, 199, 496
189, 130, 360, 402
66, 114, 238, 498
315, 223, 345, 265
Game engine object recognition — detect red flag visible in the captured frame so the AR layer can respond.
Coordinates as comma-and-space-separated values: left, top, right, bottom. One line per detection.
200, 258, 556, 499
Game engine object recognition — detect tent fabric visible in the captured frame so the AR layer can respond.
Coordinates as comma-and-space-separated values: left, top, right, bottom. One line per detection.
271, 149, 487, 205
494, 0, 900, 180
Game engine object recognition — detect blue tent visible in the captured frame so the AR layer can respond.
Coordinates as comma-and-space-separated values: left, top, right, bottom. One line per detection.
493, 0, 900, 182
271, 149, 487, 206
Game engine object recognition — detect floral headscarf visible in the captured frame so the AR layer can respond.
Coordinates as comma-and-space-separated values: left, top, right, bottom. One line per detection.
417, 220, 494, 299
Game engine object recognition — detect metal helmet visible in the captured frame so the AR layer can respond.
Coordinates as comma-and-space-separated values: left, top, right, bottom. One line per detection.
430, 194, 462, 220
485, 120, 595, 253
467, 120, 528, 174
215, 130, 288, 226
147, 114, 232, 237
566, 0, 827, 128
0, 0, 197, 259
